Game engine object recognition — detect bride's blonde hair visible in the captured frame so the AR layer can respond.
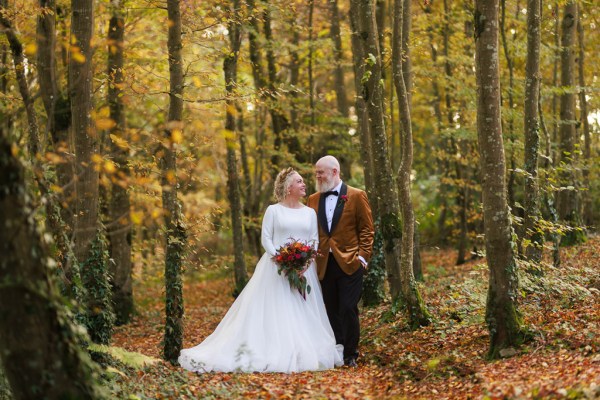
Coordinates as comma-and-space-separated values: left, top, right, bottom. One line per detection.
273, 167, 298, 202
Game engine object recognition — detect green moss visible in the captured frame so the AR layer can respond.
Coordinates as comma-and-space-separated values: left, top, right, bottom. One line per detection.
363, 220, 386, 307
381, 213, 402, 252
81, 227, 116, 346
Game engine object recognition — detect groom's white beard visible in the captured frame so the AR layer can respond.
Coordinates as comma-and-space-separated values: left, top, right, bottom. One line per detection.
316, 177, 336, 193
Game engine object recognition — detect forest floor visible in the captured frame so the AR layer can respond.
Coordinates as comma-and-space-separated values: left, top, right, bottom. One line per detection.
111, 236, 599, 399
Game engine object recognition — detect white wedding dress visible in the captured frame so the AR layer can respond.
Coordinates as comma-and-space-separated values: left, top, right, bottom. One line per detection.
179, 204, 343, 373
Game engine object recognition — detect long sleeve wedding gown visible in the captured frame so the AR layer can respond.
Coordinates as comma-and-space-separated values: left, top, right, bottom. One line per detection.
178, 204, 343, 373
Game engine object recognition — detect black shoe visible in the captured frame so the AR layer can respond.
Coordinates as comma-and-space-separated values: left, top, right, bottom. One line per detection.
344, 358, 358, 368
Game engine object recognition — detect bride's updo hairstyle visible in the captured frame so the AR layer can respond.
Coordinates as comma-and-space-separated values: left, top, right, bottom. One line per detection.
273, 167, 298, 202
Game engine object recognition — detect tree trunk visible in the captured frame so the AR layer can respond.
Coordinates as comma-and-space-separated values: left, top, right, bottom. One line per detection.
349, 6, 385, 307
0, 44, 10, 137
551, 2, 559, 148
392, 0, 431, 327
0, 133, 102, 399
523, 0, 543, 263
37, 0, 75, 284
350, 0, 403, 301
456, 171, 469, 265
0, 1, 39, 157
539, 93, 561, 267
261, 0, 294, 167
308, 0, 316, 126
107, 0, 134, 325
162, 0, 186, 364
577, 8, 592, 228
474, 0, 523, 358
401, 0, 411, 104
556, 1, 584, 246
225, 0, 248, 297
70, 0, 99, 265
329, 0, 349, 117
500, 0, 516, 214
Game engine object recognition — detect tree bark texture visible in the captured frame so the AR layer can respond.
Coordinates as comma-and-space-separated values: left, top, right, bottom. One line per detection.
107, 0, 134, 325
162, 0, 186, 364
500, 0, 516, 212
392, 0, 431, 327
349, 2, 386, 307
37, 0, 78, 296
0, 133, 102, 400
523, 0, 543, 262
225, 0, 249, 296
556, 1, 584, 246
329, 0, 349, 117
577, 8, 592, 227
70, 0, 99, 265
474, 0, 523, 358
349, 0, 402, 300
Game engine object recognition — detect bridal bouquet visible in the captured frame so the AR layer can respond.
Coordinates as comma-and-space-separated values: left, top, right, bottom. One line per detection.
273, 239, 318, 300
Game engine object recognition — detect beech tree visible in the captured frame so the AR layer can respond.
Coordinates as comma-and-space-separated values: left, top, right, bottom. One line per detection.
107, 0, 134, 325
392, 0, 431, 326
224, 0, 248, 296
523, 0, 543, 262
474, 0, 524, 358
0, 133, 103, 399
556, 1, 585, 246
162, 0, 186, 364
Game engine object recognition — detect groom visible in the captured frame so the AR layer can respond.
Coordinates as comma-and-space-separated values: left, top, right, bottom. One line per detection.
308, 155, 374, 367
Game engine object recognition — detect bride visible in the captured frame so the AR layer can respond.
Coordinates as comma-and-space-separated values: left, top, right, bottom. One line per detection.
178, 168, 344, 373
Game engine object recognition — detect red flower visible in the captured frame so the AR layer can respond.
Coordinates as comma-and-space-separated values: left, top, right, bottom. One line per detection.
340, 194, 349, 203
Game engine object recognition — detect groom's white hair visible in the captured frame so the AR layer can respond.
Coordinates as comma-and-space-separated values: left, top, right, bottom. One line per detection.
317, 155, 340, 173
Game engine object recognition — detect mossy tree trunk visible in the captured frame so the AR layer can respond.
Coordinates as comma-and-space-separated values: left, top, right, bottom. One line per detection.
348, 1, 385, 307
0, 133, 103, 400
577, 7, 592, 228
107, 0, 134, 325
224, 0, 248, 297
523, 0, 543, 263
37, 0, 77, 293
70, 0, 99, 266
473, 0, 524, 359
392, 0, 431, 327
556, 1, 585, 246
162, 0, 186, 365
349, 0, 402, 301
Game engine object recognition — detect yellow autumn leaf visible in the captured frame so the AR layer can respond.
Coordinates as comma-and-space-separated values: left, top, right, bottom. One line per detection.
96, 118, 117, 130
151, 208, 162, 219
45, 152, 65, 164
104, 160, 117, 174
226, 103, 237, 116
24, 43, 38, 57
72, 50, 86, 63
110, 134, 129, 150
171, 129, 183, 144
166, 170, 176, 184
50, 184, 63, 194
131, 211, 143, 225
221, 129, 234, 141
91, 154, 103, 165
97, 106, 111, 118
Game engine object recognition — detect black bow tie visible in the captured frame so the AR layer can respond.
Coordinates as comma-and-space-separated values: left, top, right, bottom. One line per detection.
323, 190, 339, 198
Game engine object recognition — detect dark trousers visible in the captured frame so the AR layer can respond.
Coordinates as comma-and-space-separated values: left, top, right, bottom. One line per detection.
321, 254, 364, 361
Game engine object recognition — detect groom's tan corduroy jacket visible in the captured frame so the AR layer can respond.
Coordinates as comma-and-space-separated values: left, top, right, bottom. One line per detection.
307, 183, 375, 280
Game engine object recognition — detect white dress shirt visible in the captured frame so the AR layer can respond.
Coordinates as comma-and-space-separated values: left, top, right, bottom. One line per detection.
324, 181, 343, 232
